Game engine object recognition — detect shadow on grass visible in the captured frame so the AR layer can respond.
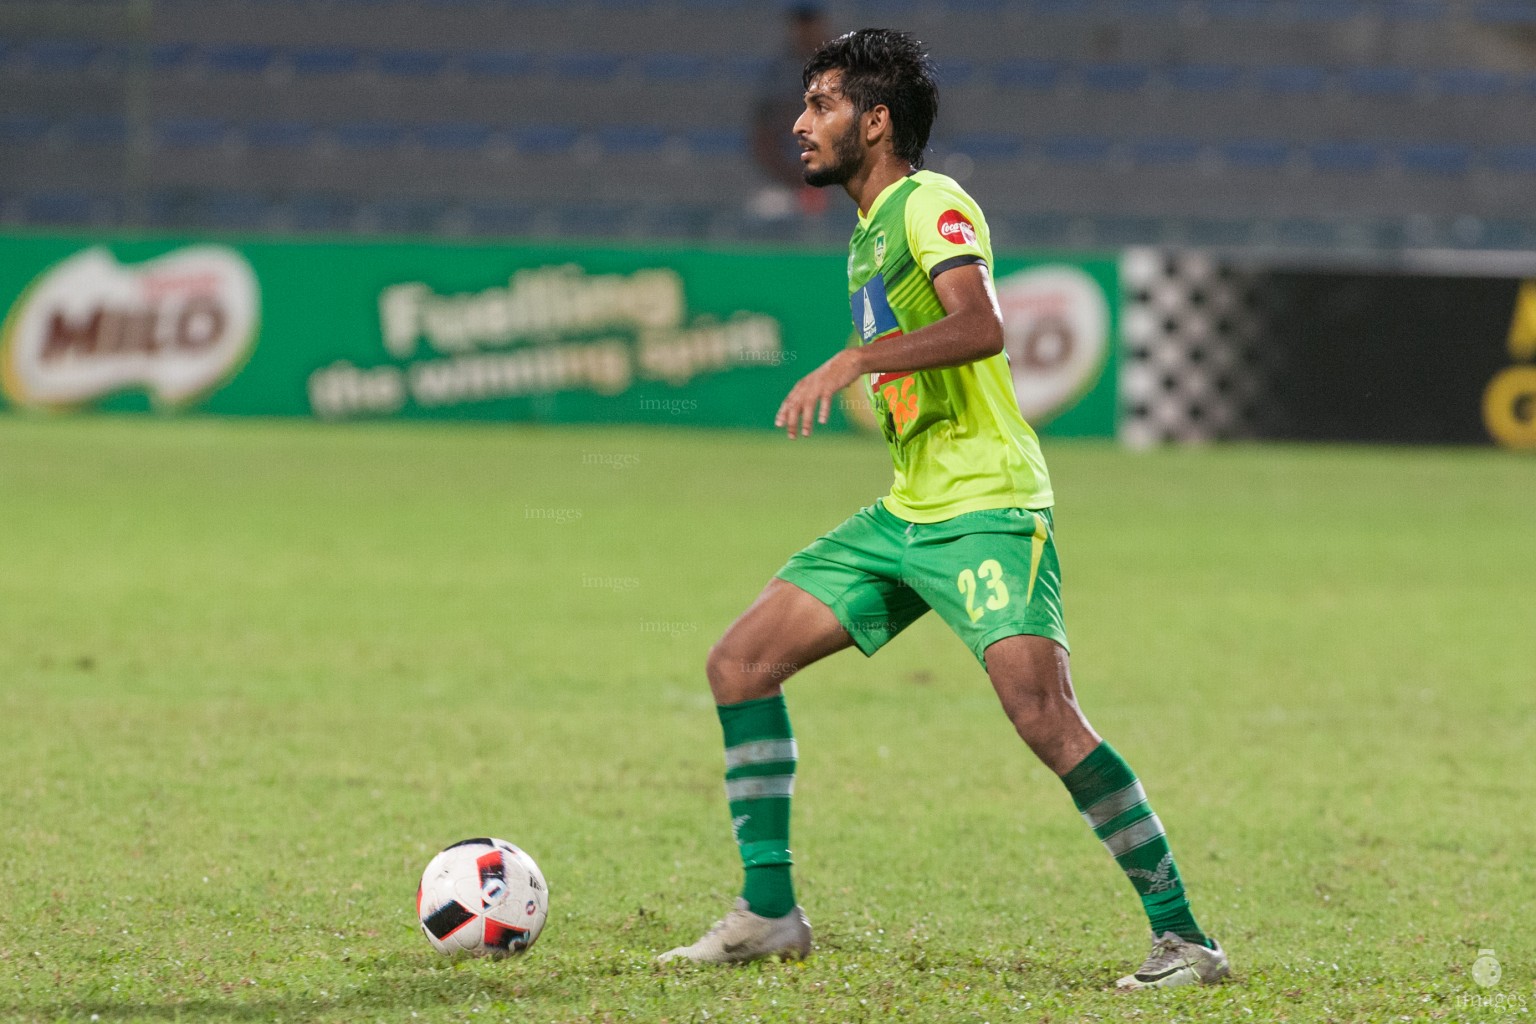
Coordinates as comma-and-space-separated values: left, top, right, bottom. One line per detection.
6, 965, 560, 1022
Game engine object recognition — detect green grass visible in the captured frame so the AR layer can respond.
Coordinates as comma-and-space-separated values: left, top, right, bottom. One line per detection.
0, 415, 1532, 1023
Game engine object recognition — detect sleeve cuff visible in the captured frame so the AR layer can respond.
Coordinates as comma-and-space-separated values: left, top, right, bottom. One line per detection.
928, 253, 986, 280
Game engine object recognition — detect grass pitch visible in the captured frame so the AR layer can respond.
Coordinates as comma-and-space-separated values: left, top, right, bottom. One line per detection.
0, 415, 1532, 1023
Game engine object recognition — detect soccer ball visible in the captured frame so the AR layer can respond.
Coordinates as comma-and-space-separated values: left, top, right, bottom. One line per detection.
416, 838, 549, 957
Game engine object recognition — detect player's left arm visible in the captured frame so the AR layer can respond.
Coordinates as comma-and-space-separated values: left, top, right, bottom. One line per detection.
774, 263, 1003, 438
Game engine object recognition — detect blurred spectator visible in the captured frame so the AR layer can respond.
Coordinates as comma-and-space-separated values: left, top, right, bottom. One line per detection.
749, 4, 832, 220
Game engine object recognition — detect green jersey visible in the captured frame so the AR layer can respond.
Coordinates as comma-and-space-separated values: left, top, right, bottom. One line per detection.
847, 170, 1053, 522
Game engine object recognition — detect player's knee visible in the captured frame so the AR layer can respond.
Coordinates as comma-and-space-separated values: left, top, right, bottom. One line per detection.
999, 682, 1075, 743
706, 639, 784, 703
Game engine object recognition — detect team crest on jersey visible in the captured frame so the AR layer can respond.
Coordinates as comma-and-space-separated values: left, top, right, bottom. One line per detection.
873, 231, 886, 269
938, 209, 977, 247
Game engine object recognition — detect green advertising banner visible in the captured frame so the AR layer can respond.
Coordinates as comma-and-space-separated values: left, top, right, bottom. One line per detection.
0, 233, 1117, 436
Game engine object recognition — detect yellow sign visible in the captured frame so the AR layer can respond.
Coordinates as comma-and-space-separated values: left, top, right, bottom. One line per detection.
1483, 280, 1536, 448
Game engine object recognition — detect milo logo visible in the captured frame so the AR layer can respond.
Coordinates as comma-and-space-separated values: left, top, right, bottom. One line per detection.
995, 265, 1110, 424
1, 245, 259, 409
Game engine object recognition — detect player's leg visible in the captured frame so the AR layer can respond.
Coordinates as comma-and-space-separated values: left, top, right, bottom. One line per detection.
908, 507, 1227, 988
986, 634, 1227, 988
661, 507, 926, 965
705, 577, 855, 705
983, 640, 1210, 917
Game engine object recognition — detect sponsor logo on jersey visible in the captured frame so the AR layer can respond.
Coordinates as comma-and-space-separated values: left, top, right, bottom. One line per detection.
850, 275, 912, 387
850, 275, 901, 344
1, 245, 259, 409
995, 265, 1110, 424
937, 209, 978, 247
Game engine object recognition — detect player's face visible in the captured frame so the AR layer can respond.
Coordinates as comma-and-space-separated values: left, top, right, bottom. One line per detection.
794, 71, 864, 188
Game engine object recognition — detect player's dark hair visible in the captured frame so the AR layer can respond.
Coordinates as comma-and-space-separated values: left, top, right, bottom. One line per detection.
802, 28, 938, 169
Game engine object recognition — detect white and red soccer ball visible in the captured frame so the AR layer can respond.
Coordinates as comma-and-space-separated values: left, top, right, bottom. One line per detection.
416, 838, 549, 957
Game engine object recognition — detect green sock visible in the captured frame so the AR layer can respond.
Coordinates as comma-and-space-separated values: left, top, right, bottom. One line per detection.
1061, 742, 1209, 947
717, 695, 797, 918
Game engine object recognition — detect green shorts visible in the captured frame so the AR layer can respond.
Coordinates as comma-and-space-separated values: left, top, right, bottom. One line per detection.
775, 501, 1068, 667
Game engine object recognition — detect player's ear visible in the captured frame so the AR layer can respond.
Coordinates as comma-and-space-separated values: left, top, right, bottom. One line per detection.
864, 104, 891, 147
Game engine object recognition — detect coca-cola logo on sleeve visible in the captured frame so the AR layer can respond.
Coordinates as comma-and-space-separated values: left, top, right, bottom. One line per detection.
937, 209, 978, 247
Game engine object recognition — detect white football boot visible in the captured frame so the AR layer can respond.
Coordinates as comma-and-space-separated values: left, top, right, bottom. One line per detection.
657, 898, 812, 964
1116, 932, 1230, 990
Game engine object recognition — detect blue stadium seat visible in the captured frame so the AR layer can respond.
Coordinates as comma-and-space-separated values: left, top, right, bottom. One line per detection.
0, 115, 53, 145
1004, 212, 1072, 245
291, 194, 359, 231
1130, 137, 1202, 166
67, 115, 128, 145
207, 193, 275, 230
553, 201, 637, 238
1344, 66, 1417, 98
1122, 0, 1182, 16
1381, 0, 1448, 20
1309, 141, 1381, 172
595, 125, 667, 153
1275, 218, 1338, 247
1432, 68, 1507, 97
641, 204, 715, 238
1203, 0, 1269, 19
1167, 64, 1243, 93
1289, 0, 1366, 21
1484, 144, 1536, 173
639, 54, 712, 82
682, 128, 745, 156
334, 120, 409, 149
1081, 62, 1152, 92
994, 59, 1065, 90
459, 51, 536, 77
549, 53, 625, 81
1186, 218, 1256, 247
935, 58, 976, 87
23, 191, 100, 225
150, 42, 195, 72
207, 44, 277, 75
1094, 215, 1162, 245
1397, 142, 1469, 175
950, 133, 1023, 159
464, 200, 536, 236
157, 117, 227, 148
1479, 219, 1533, 248
245, 120, 315, 148
365, 197, 450, 233
1256, 65, 1327, 95
291, 46, 362, 75
715, 55, 772, 82
25, 39, 102, 73
419, 121, 492, 151
1220, 138, 1290, 169
511, 124, 579, 154
377, 50, 448, 77
1038, 135, 1114, 165
1474, 0, 1536, 25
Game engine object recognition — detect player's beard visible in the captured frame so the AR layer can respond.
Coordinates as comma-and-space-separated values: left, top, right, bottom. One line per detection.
802, 120, 863, 188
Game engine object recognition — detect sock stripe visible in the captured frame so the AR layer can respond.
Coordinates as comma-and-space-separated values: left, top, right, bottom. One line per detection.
1102, 813, 1166, 858
725, 738, 799, 769
725, 774, 795, 801
1080, 780, 1148, 829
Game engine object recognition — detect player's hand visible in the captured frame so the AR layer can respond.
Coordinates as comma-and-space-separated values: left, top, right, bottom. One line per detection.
775, 349, 862, 438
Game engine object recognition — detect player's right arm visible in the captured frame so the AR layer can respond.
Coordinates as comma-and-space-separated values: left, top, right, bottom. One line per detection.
773, 264, 1003, 439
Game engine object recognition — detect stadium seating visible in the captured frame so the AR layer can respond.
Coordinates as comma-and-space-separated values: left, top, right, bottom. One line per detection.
6, 0, 1536, 248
